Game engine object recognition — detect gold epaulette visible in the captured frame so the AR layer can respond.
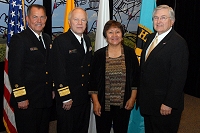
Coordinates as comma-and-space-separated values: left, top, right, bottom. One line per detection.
13, 85, 26, 98
58, 85, 70, 97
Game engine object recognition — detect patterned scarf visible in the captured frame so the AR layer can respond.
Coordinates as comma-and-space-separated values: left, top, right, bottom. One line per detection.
105, 45, 126, 111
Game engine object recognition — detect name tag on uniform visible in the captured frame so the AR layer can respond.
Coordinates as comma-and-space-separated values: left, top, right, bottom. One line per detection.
69, 49, 77, 54
30, 47, 38, 51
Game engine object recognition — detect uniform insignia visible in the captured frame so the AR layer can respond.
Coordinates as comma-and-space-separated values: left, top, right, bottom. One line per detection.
50, 44, 52, 49
89, 46, 92, 52
13, 86, 26, 97
58, 86, 70, 97
15, 84, 19, 88
69, 49, 77, 54
59, 84, 63, 87
30, 47, 38, 51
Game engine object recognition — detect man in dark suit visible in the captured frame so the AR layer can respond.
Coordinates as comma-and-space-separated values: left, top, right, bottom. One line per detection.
51, 7, 92, 133
138, 5, 189, 133
8, 4, 53, 133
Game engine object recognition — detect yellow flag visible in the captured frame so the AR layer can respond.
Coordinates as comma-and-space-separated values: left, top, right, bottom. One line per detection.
63, 0, 75, 32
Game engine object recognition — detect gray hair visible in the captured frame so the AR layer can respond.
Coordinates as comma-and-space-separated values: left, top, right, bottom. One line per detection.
153, 5, 175, 22
68, 7, 88, 21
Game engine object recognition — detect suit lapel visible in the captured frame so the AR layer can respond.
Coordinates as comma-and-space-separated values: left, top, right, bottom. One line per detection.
42, 33, 51, 58
83, 34, 92, 54
144, 30, 175, 63
141, 34, 155, 64
26, 27, 46, 56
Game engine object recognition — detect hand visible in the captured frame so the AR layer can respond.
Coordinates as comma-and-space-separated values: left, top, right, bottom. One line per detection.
160, 104, 172, 115
18, 100, 29, 109
93, 101, 101, 116
62, 99, 73, 110
125, 98, 135, 110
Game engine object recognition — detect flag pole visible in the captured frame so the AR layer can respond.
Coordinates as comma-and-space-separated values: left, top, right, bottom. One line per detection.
3, 0, 26, 132
22, 0, 26, 29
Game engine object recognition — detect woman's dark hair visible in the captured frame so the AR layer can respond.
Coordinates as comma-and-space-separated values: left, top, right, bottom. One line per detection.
103, 20, 125, 38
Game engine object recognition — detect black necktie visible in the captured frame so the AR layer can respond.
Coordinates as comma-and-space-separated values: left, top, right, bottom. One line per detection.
81, 37, 83, 46
38, 36, 45, 55
39, 36, 43, 45
81, 37, 85, 53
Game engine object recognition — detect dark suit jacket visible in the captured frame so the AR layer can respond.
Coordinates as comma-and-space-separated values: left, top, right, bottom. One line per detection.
8, 27, 53, 108
51, 29, 92, 106
138, 29, 189, 116
89, 45, 139, 111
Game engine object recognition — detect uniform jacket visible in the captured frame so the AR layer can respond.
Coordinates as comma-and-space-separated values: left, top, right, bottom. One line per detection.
51, 29, 92, 106
8, 27, 53, 108
89, 45, 139, 111
138, 29, 189, 116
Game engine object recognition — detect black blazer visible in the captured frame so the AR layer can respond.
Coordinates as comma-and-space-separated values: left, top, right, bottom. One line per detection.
8, 27, 53, 108
138, 29, 189, 116
89, 45, 139, 111
51, 29, 92, 106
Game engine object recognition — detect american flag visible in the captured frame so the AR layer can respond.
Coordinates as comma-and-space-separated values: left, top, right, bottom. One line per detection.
3, 0, 25, 132
52, 2, 58, 14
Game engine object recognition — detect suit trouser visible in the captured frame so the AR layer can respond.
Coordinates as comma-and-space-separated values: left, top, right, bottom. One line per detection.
95, 105, 131, 133
143, 112, 182, 133
56, 102, 91, 133
14, 107, 51, 133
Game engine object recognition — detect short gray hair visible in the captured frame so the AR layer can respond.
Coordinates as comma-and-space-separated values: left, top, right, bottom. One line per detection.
68, 7, 88, 21
153, 5, 175, 22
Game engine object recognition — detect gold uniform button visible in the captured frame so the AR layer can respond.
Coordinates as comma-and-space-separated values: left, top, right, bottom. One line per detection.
88, 64, 90, 66
46, 82, 48, 84
59, 84, 63, 87
81, 66, 83, 68
82, 74, 84, 77
15, 84, 19, 88
82, 84, 84, 86
46, 72, 48, 74
88, 73, 90, 75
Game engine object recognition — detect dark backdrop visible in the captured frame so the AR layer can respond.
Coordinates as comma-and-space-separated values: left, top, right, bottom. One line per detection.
157, 0, 200, 98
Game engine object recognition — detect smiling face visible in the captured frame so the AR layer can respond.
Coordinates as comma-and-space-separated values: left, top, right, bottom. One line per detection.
153, 8, 174, 35
106, 27, 123, 46
26, 6, 47, 35
68, 8, 87, 37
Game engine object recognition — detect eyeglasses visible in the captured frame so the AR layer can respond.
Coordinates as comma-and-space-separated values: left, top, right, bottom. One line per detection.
153, 16, 171, 21
73, 18, 87, 24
